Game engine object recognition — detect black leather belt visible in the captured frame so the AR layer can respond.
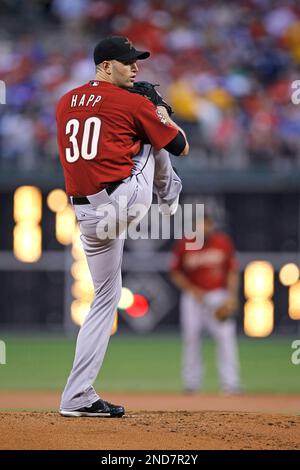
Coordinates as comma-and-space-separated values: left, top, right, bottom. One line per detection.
71, 180, 124, 205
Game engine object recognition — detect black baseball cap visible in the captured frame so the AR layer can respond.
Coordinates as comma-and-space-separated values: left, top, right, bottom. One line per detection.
94, 36, 150, 65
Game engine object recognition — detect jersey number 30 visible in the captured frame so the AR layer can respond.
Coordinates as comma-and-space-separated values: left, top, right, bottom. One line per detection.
65, 117, 101, 162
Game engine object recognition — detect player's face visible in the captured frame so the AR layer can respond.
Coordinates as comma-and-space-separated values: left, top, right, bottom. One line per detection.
110, 59, 139, 88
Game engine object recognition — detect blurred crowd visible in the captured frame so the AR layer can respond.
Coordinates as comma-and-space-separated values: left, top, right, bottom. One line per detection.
1, 0, 300, 171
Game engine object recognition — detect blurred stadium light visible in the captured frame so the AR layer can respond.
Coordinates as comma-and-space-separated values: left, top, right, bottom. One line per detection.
47, 189, 76, 245
244, 261, 274, 299
55, 205, 76, 245
71, 280, 93, 303
279, 263, 299, 286
244, 299, 274, 337
71, 299, 118, 336
47, 189, 68, 213
111, 311, 118, 335
71, 259, 91, 283
14, 186, 42, 223
71, 299, 90, 327
70, 228, 93, 326
118, 287, 134, 310
289, 281, 300, 320
13, 186, 42, 263
71, 227, 84, 259
126, 294, 149, 318
13, 224, 42, 263
244, 261, 274, 337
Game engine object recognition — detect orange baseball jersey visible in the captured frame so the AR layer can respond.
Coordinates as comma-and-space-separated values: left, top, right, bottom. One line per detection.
56, 80, 178, 196
170, 232, 238, 291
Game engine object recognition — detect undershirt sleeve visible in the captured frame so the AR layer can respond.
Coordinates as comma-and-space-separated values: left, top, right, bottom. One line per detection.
164, 131, 186, 156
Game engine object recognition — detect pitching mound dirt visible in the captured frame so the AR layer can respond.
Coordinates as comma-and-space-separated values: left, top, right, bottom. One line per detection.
0, 410, 299, 450
0, 392, 299, 450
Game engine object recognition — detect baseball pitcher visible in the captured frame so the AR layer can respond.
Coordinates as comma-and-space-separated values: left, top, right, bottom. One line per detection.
56, 36, 189, 417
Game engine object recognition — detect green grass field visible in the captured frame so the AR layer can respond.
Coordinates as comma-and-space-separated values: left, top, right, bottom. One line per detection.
0, 335, 299, 393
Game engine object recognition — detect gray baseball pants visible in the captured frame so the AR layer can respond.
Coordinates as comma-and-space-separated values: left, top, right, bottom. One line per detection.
60, 145, 181, 410
181, 289, 241, 392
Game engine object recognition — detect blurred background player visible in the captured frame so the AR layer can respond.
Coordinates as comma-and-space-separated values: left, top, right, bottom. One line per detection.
170, 213, 241, 394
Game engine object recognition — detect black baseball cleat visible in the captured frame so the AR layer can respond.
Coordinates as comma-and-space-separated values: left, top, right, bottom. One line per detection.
60, 399, 125, 418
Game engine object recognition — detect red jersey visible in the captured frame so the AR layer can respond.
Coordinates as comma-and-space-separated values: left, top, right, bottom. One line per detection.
56, 81, 178, 196
170, 232, 238, 291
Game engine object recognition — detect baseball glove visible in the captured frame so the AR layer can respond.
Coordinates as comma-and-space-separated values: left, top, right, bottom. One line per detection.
127, 81, 173, 116
215, 296, 239, 322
